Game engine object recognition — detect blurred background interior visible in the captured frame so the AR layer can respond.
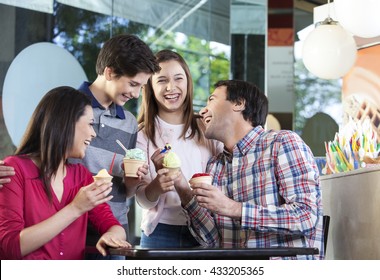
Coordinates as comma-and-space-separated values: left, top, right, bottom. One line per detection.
0, 0, 345, 159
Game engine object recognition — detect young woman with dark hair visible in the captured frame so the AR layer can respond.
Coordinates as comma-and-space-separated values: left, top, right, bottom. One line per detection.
0, 86, 130, 259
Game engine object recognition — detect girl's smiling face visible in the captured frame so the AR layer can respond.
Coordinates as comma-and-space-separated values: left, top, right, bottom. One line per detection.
151, 60, 188, 114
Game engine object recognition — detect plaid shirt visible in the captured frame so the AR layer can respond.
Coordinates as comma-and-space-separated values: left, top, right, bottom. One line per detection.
184, 126, 324, 259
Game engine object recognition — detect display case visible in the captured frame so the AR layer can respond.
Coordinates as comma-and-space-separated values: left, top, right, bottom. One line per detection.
320, 165, 380, 259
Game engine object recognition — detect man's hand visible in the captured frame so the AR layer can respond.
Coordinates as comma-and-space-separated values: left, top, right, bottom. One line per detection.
192, 183, 242, 219
0, 160, 15, 188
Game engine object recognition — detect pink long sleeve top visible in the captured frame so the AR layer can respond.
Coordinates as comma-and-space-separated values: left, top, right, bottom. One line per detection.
135, 116, 223, 236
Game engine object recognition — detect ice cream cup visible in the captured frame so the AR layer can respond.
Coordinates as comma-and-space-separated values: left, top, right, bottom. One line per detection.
93, 169, 113, 183
163, 165, 180, 177
189, 175, 212, 187
93, 175, 113, 183
123, 158, 145, 177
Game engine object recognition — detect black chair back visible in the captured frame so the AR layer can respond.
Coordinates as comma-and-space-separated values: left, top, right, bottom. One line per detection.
323, 215, 330, 254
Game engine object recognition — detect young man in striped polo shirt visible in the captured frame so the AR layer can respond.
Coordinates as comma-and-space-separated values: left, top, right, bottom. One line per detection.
74, 34, 160, 259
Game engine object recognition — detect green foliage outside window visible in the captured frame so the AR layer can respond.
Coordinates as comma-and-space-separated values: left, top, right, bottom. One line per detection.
53, 3, 230, 117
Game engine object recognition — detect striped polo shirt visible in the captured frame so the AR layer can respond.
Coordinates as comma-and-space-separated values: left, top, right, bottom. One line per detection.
70, 81, 138, 245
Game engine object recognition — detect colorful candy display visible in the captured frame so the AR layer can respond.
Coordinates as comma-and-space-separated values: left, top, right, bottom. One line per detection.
324, 117, 380, 174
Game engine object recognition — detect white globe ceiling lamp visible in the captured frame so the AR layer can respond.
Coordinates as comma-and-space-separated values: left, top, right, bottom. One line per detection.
334, 0, 380, 38
302, 1, 357, 80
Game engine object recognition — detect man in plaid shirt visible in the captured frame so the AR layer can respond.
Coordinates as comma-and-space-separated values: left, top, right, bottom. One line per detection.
175, 80, 324, 260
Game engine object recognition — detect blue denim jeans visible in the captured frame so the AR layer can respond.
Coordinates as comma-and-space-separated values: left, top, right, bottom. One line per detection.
140, 223, 199, 248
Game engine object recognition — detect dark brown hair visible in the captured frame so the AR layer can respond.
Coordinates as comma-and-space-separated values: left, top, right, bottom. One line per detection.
96, 34, 160, 77
16, 86, 92, 201
214, 80, 268, 127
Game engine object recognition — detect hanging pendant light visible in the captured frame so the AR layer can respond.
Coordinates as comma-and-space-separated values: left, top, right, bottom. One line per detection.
334, 0, 380, 39
302, 0, 357, 80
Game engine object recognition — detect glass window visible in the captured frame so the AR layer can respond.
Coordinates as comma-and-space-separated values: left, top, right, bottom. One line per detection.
0, 1, 230, 158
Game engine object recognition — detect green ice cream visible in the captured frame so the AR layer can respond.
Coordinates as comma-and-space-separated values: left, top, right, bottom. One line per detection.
163, 151, 181, 168
125, 148, 146, 160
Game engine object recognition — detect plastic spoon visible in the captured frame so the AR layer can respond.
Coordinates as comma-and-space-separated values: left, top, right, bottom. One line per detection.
116, 139, 128, 155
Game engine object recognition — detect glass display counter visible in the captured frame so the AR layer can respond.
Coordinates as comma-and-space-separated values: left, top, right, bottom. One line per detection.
320, 165, 380, 259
